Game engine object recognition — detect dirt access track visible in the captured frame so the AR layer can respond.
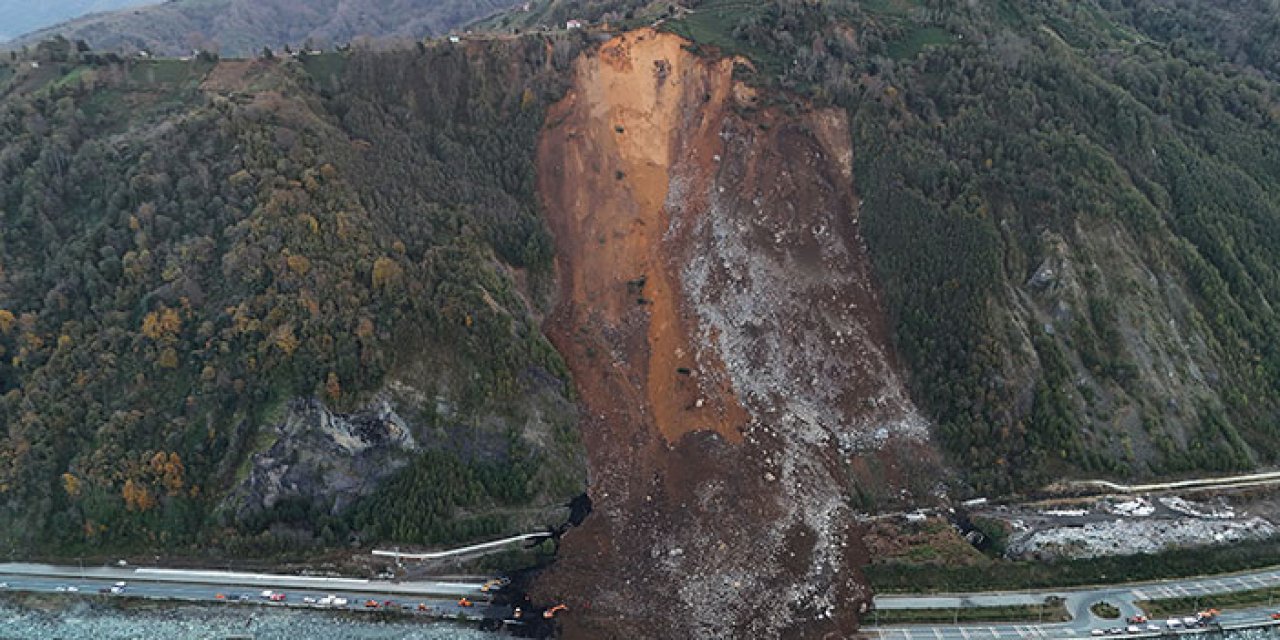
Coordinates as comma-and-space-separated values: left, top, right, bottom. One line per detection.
534, 28, 942, 639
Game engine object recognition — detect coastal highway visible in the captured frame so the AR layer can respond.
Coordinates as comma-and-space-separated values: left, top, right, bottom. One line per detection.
870, 565, 1280, 639
0, 563, 512, 621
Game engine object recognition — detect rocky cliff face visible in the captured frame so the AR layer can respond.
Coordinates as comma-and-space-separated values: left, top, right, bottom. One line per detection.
226, 398, 418, 523
532, 29, 941, 639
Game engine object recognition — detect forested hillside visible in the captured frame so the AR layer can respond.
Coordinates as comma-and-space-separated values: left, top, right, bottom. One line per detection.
0, 34, 587, 554
634, 0, 1280, 495
10, 0, 521, 57
4, 0, 1280, 577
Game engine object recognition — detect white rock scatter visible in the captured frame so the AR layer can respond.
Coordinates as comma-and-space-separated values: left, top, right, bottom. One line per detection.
1006, 516, 1275, 560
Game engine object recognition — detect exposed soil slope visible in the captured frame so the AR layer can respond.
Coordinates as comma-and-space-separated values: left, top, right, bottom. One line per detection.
534, 29, 941, 639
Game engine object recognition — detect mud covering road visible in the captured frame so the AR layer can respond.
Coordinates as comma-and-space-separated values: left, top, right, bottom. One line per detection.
531, 29, 942, 639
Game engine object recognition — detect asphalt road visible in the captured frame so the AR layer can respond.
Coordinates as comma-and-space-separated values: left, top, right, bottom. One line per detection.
0, 563, 485, 597
870, 566, 1280, 639
0, 565, 512, 622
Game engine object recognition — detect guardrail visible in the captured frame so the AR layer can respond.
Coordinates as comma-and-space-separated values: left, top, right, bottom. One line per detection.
372, 532, 552, 561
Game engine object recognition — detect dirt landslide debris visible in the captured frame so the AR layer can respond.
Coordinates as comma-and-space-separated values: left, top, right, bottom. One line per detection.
533, 28, 942, 640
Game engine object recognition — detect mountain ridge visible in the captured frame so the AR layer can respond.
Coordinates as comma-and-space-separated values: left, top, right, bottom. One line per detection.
8, 0, 523, 56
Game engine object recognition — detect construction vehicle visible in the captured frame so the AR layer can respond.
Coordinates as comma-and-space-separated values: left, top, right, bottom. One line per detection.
458, 597, 474, 608
543, 603, 568, 619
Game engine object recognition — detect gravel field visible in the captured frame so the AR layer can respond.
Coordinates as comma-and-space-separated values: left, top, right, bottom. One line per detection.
0, 599, 501, 640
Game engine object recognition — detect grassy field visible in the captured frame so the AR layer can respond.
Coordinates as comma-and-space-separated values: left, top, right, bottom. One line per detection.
867, 538, 1280, 594
869, 599, 1069, 625
1138, 587, 1280, 618
660, 0, 782, 75
887, 27, 955, 60
301, 53, 348, 92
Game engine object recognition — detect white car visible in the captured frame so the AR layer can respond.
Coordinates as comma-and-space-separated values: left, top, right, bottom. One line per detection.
66, 586, 79, 593
0, 582, 8, 589
1126, 626, 1140, 634
1090, 630, 1105, 637
332, 597, 348, 607
1145, 624, 1160, 632
114, 581, 127, 588
303, 596, 317, 604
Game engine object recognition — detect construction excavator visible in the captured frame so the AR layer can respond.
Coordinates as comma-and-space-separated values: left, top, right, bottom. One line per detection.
543, 603, 569, 619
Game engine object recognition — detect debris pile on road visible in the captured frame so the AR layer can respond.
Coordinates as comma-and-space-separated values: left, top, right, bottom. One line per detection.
1005, 516, 1276, 560
1160, 496, 1235, 519
1102, 498, 1154, 517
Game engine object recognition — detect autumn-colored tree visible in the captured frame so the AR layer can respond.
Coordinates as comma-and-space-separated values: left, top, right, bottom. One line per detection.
141, 306, 182, 342
0, 309, 14, 334
61, 472, 82, 498
286, 254, 311, 275
161, 452, 185, 496
122, 479, 156, 512
158, 347, 179, 369
371, 256, 402, 289
271, 324, 299, 355
355, 317, 375, 338
325, 372, 342, 400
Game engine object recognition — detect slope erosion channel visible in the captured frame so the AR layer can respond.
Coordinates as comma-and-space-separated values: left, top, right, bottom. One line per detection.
533, 28, 941, 639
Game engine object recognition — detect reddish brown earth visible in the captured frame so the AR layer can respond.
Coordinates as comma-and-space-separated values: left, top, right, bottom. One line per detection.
533, 29, 942, 639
